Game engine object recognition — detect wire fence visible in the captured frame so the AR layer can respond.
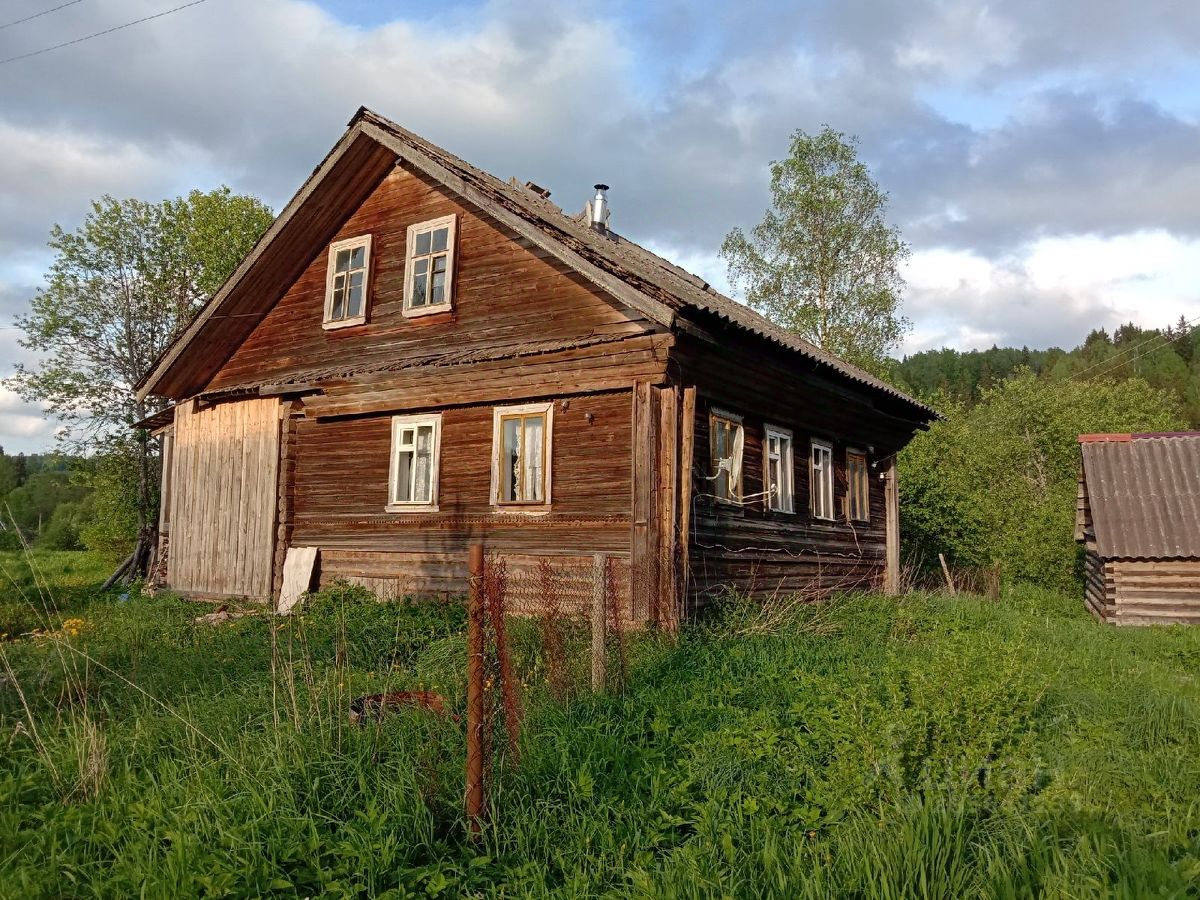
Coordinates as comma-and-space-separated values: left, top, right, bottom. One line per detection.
463, 548, 637, 833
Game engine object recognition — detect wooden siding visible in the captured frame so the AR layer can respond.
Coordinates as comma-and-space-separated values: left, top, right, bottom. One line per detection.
205, 164, 661, 396
168, 398, 280, 600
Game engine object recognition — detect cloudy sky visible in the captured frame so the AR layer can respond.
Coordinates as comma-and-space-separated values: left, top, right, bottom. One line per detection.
2, 0, 1198, 452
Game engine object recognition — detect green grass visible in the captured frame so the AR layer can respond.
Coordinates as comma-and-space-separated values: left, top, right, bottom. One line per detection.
2, 552, 1199, 897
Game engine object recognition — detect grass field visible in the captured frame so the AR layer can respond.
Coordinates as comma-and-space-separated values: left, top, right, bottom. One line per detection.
2, 550, 1199, 897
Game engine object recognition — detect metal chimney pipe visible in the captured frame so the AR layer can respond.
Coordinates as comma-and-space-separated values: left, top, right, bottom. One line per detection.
590, 183, 609, 231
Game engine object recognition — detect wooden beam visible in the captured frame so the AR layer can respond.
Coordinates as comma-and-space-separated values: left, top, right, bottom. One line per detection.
630, 381, 660, 621
677, 386, 696, 611
655, 385, 679, 626
883, 457, 900, 595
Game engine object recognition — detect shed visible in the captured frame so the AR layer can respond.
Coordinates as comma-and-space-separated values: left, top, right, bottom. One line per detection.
1076, 432, 1200, 624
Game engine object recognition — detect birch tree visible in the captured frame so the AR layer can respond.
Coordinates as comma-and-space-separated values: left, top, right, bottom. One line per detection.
5, 188, 273, 575
721, 126, 910, 374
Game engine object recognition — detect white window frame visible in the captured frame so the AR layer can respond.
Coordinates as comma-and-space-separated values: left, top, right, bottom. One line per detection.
403, 214, 458, 318
810, 439, 835, 521
490, 402, 553, 509
322, 234, 372, 330
709, 408, 744, 505
846, 448, 870, 523
764, 424, 795, 513
386, 413, 442, 512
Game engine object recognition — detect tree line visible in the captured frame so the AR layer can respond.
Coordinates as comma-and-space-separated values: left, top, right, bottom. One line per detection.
897, 319, 1200, 426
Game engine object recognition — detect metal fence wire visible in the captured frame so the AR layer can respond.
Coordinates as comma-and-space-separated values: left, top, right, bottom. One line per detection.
464, 548, 633, 833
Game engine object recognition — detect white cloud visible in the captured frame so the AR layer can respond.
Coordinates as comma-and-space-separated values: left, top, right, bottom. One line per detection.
902, 231, 1200, 353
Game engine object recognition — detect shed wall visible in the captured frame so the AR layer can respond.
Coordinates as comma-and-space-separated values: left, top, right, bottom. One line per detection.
168, 398, 280, 600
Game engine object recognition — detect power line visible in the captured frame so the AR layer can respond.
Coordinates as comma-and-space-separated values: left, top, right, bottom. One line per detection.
0, 0, 211, 65
0, 0, 86, 32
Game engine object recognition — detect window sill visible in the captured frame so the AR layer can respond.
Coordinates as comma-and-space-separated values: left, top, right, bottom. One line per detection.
385, 503, 440, 514
323, 316, 367, 331
402, 303, 453, 319
492, 503, 552, 516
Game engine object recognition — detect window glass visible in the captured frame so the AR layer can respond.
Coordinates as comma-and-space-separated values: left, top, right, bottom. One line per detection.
390, 416, 439, 508
811, 441, 834, 519
847, 451, 869, 522
765, 427, 794, 512
497, 407, 551, 504
710, 413, 743, 503
325, 237, 370, 325
406, 217, 455, 313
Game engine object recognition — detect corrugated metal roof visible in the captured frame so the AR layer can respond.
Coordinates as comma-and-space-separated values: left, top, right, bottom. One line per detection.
1079, 433, 1200, 560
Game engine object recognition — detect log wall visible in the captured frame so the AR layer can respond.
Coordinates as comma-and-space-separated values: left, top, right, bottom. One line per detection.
1106, 558, 1200, 625
292, 390, 635, 611
673, 331, 922, 606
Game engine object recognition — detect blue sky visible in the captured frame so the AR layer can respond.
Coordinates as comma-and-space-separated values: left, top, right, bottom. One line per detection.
1, 0, 1199, 452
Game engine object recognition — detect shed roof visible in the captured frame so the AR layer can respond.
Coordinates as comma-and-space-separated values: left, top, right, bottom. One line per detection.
1079, 433, 1200, 560
136, 107, 935, 422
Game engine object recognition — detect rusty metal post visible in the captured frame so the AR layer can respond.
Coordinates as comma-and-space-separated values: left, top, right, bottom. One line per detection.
591, 552, 607, 692
465, 542, 485, 837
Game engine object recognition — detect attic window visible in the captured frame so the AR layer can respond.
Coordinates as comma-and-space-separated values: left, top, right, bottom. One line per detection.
709, 410, 744, 504
404, 214, 457, 317
323, 235, 371, 329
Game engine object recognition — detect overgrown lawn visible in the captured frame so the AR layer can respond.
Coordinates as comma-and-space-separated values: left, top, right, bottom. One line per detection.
2, 553, 1198, 897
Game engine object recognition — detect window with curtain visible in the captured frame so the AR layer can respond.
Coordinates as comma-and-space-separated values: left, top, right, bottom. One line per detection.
765, 425, 794, 512
810, 439, 834, 520
847, 450, 870, 522
388, 414, 441, 510
493, 403, 552, 505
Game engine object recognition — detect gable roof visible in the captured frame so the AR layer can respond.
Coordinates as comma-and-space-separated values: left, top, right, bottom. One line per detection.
137, 107, 935, 420
1079, 433, 1200, 560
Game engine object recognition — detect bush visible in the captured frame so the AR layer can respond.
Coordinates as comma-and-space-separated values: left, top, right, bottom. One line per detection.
900, 372, 1185, 591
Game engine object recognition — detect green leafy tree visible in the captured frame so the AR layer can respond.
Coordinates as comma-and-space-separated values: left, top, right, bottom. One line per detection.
0, 448, 17, 498
74, 438, 144, 557
721, 126, 911, 374
5, 187, 274, 574
900, 372, 1185, 592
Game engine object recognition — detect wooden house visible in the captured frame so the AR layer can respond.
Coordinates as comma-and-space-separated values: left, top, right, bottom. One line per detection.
135, 107, 937, 622
1076, 432, 1200, 625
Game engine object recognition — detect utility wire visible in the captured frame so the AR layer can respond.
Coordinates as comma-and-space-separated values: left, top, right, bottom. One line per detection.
0, 0, 86, 32
0, 0, 210, 65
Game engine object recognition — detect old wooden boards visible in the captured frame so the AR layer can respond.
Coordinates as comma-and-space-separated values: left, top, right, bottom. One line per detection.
630, 381, 685, 626
1084, 552, 1200, 625
168, 397, 281, 600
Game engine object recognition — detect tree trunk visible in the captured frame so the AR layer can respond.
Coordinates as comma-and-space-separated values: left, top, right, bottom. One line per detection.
129, 401, 160, 580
